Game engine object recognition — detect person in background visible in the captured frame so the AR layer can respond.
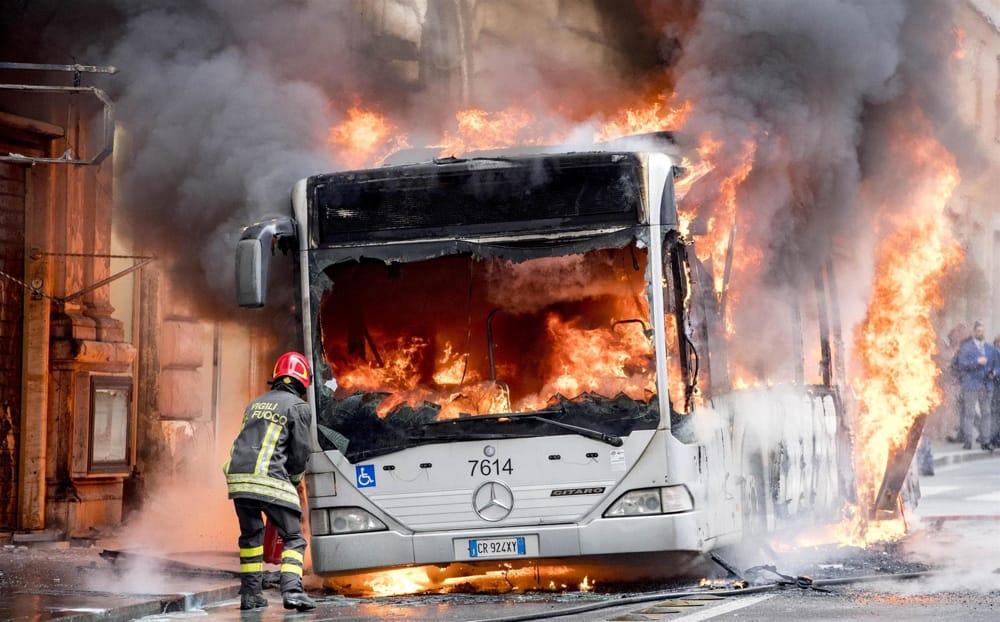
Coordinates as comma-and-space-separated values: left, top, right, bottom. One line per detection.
992, 335, 1000, 448
945, 323, 971, 444
956, 321, 998, 451
916, 435, 935, 476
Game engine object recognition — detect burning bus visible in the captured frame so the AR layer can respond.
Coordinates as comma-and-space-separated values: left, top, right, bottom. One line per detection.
235, 142, 852, 588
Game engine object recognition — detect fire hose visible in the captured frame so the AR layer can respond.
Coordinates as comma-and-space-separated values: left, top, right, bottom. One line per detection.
465, 570, 937, 622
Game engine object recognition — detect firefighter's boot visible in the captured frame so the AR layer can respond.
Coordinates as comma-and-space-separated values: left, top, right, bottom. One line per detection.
240, 592, 268, 610
239, 568, 267, 610
282, 591, 317, 611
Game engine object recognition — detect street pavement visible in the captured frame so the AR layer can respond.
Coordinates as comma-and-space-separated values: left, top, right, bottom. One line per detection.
4, 455, 991, 622
131, 455, 1000, 622
918, 449, 1000, 518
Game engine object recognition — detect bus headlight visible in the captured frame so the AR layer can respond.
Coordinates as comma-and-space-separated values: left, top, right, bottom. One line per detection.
310, 509, 331, 535
310, 507, 387, 536
658, 485, 695, 514
604, 489, 661, 516
603, 485, 693, 517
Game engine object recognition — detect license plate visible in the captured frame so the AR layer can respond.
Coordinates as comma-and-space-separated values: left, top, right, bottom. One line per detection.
467, 536, 526, 558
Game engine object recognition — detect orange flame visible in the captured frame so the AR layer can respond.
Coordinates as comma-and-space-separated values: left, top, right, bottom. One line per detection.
436, 107, 552, 155
328, 105, 410, 169
329, 250, 654, 419
328, 563, 603, 597
432, 342, 468, 386
329, 95, 688, 168
678, 134, 757, 296
324, 90, 962, 552
594, 99, 691, 142
774, 513, 907, 550
337, 311, 654, 419
539, 315, 654, 402
853, 124, 962, 518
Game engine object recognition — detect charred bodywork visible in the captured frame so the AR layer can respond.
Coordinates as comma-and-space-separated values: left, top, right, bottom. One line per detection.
302, 153, 663, 461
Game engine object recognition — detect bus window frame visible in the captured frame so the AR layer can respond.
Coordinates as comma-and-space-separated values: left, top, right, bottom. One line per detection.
661, 233, 698, 413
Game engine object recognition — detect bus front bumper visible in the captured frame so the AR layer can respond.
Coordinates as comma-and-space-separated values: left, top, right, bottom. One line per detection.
310, 511, 702, 575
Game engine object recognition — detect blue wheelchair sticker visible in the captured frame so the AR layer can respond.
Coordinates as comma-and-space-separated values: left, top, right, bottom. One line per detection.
355, 464, 377, 488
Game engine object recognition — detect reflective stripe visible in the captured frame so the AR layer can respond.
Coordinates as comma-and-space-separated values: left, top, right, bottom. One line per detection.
240, 562, 264, 573
280, 563, 304, 576
225, 473, 299, 502
227, 481, 300, 507
281, 549, 304, 563
240, 546, 264, 557
254, 422, 282, 476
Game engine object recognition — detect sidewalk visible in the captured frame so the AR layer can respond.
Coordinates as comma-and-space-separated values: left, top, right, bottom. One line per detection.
0, 539, 240, 622
931, 439, 999, 468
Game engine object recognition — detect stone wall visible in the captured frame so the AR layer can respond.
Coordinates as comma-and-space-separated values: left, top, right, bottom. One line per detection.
0, 78, 135, 535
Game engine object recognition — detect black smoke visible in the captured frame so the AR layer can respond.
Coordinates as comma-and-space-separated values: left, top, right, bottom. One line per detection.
666, 0, 981, 382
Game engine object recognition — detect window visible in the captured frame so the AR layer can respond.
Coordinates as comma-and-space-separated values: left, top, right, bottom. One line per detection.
89, 376, 132, 473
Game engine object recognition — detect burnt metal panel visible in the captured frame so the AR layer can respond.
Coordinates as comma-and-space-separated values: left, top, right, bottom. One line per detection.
0, 161, 25, 528
309, 226, 639, 266
308, 152, 644, 247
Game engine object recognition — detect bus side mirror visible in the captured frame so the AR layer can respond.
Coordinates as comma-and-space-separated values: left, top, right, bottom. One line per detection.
236, 217, 297, 308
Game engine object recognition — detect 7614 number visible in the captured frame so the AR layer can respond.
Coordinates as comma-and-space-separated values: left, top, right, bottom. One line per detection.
469, 458, 513, 477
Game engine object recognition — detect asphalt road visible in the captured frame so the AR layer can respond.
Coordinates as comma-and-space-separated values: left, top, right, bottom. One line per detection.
140, 455, 1000, 622
917, 452, 1000, 519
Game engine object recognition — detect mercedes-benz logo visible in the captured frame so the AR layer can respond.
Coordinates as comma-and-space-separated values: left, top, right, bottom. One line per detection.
472, 481, 514, 522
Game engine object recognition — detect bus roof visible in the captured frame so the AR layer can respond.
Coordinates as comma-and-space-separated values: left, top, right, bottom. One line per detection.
305, 151, 649, 250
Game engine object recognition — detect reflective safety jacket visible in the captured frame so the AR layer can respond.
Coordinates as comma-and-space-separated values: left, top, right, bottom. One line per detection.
224, 384, 312, 511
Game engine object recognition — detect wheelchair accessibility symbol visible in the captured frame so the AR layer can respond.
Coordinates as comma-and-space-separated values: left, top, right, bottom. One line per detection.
355, 464, 377, 488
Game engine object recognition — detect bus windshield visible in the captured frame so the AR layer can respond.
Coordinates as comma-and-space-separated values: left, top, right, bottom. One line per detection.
314, 242, 659, 461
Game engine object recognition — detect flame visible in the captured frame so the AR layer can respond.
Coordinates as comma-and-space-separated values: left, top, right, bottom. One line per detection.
679, 135, 757, 296
436, 107, 554, 155
778, 516, 907, 550
330, 250, 654, 419
337, 311, 654, 418
594, 99, 691, 142
674, 157, 714, 203
699, 577, 747, 589
730, 362, 770, 391
328, 105, 409, 169
852, 121, 961, 520
329, 94, 687, 168
329, 563, 604, 597
432, 342, 468, 386
539, 315, 654, 402
663, 312, 690, 408
364, 567, 431, 597
323, 86, 963, 553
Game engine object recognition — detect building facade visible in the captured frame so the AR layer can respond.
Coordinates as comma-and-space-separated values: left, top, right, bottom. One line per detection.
924, 0, 1000, 440
947, 0, 1000, 328
1, 0, 640, 540
0, 68, 135, 534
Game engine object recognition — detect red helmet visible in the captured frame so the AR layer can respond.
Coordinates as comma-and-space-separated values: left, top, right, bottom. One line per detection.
272, 352, 312, 389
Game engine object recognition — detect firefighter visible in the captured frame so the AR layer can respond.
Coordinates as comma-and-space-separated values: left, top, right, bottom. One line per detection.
224, 352, 317, 611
